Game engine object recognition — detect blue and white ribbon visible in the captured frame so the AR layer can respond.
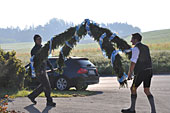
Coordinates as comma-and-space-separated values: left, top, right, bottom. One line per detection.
30, 56, 36, 78
110, 48, 132, 83
73, 35, 80, 42
111, 48, 132, 67
85, 19, 99, 35
76, 24, 81, 31
118, 72, 128, 83
85, 19, 92, 36
109, 33, 117, 41
111, 50, 122, 67
48, 37, 53, 58
99, 33, 108, 58
123, 48, 133, 53
60, 22, 85, 60
65, 41, 73, 48
73, 25, 80, 42
99, 33, 106, 43
60, 47, 67, 61
72, 19, 98, 42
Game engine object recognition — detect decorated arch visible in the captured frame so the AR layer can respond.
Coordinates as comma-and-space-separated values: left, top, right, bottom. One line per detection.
33, 19, 132, 87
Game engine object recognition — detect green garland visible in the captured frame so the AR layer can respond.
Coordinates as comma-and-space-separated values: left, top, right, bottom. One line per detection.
33, 19, 132, 87
34, 27, 77, 71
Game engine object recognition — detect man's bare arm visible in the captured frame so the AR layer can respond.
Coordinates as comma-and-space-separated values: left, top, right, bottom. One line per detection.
128, 62, 136, 79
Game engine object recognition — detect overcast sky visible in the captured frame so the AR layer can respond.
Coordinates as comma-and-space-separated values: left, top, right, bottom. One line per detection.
0, 0, 170, 32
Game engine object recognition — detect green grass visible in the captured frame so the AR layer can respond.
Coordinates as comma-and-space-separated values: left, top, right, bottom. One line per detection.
125, 29, 170, 44
124, 29, 170, 50
0, 89, 99, 98
142, 29, 170, 44
0, 42, 34, 51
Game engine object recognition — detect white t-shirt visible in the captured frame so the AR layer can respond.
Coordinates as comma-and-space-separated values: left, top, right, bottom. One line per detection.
130, 44, 140, 63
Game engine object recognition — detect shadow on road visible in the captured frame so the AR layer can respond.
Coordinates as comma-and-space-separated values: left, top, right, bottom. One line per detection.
92, 91, 103, 95
24, 104, 53, 113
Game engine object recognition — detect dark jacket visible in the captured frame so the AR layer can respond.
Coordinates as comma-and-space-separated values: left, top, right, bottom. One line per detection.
31, 44, 53, 72
31, 44, 42, 57
134, 43, 152, 74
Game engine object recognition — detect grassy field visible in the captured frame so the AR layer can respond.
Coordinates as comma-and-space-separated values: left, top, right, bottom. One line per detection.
125, 29, 170, 44
1, 42, 170, 75
1, 42, 170, 63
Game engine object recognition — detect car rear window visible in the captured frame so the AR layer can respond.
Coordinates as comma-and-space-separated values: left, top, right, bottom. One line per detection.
76, 59, 95, 67
47, 58, 95, 70
47, 59, 58, 69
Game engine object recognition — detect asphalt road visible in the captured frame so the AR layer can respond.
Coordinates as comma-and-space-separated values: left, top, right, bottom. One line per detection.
7, 75, 170, 113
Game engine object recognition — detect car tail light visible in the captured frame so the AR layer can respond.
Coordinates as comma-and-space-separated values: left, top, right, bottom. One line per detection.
77, 68, 88, 74
96, 68, 98, 74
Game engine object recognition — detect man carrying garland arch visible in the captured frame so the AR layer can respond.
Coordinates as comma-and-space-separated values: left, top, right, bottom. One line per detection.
121, 33, 156, 113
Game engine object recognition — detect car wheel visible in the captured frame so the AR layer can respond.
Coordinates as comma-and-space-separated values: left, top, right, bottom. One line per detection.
56, 76, 70, 91
75, 83, 88, 91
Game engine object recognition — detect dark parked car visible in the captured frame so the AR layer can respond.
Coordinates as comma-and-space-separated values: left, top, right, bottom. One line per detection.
25, 57, 99, 91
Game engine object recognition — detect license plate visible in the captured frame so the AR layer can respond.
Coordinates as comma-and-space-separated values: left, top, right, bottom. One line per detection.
88, 70, 95, 75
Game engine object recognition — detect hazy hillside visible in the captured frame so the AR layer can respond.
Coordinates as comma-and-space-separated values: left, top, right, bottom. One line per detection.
0, 18, 141, 44
0, 18, 74, 43
125, 29, 170, 44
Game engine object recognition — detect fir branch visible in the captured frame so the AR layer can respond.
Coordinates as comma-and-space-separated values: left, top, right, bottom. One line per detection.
110, 36, 132, 59
57, 24, 87, 69
34, 27, 77, 72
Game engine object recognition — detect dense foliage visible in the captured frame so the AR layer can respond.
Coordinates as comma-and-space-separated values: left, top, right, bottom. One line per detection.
151, 52, 170, 74
0, 49, 25, 89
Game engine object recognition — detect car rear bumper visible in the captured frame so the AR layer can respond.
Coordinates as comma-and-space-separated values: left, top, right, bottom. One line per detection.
76, 74, 100, 85
85, 79, 99, 85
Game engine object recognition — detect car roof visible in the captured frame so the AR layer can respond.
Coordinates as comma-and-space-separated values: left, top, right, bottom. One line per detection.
48, 56, 89, 60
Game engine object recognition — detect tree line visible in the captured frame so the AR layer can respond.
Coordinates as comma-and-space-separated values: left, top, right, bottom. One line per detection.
0, 18, 141, 43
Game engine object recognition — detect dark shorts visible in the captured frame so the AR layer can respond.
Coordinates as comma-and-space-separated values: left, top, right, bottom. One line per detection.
132, 69, 153, 88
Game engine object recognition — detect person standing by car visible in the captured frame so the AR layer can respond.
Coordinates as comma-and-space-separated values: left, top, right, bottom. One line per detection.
27, 34, 56, 107
121, 33, 156, 113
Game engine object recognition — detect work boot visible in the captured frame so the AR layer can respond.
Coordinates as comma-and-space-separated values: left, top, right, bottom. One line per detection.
121, 108, 136, 113
28, 95, 37, 105
46, 102, 56, 107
